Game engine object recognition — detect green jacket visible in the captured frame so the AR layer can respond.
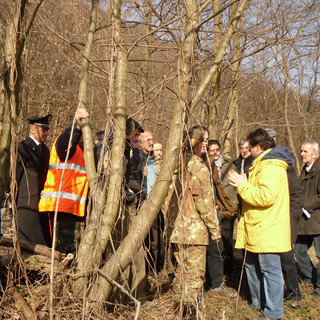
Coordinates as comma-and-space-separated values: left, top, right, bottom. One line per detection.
170, 154, 220, 245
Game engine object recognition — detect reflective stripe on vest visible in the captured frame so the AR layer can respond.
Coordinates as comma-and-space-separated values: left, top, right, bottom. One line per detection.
38, 134, 88, 217
40, 191, 86, 204
48, 163, 86, 173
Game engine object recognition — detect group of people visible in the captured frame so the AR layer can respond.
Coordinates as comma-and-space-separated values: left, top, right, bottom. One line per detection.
172, 126, 320, 320
16, 109, 90, 253
8, 109, 320, 320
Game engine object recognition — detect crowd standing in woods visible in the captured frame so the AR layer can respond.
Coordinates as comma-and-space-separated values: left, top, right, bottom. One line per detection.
5, 109, 320, 320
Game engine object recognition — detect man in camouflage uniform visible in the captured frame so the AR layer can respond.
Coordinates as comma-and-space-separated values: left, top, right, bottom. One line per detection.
170, 127, 221, 315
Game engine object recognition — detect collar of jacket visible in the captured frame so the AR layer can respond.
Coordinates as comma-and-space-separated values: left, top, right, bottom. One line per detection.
302, 158, 320, 180
142, 149, 155, 160
251, 148, 272, 166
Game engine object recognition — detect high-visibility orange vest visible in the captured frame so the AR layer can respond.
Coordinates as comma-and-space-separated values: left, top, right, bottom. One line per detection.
38, 135, 89, 217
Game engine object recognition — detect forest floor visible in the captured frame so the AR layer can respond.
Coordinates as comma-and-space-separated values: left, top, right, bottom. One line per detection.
0, 209, 319, 319
0, 246, 318, 319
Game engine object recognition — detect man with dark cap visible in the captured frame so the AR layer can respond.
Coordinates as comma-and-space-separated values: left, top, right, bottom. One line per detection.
16, 114, 52, 246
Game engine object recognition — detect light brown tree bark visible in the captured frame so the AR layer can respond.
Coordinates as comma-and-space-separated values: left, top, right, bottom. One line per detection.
88, 0, 201, 303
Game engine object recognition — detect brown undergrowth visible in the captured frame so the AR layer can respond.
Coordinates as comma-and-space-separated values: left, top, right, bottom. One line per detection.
0, 250, 319, 320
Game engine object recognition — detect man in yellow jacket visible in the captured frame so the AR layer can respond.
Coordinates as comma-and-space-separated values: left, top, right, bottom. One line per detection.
229, 128, 293, 320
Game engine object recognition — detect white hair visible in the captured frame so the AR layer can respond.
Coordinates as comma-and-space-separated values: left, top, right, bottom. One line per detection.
302, 140, 320, 158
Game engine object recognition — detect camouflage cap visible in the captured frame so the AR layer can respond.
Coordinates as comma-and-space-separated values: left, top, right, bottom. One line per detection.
187, 127, 204, 149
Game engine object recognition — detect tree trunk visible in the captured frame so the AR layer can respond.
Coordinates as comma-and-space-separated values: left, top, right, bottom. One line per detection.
190, 0, 249, 112
221, 2, 248, 157
88, 0, 201, 303
69, 0, 101, 294
207, 0, 223, 138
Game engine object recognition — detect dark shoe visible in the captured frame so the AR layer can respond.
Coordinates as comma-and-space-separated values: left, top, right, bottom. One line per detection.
284, 291, 302, 301
308, 290, 320, 297
210, 284, 237, 298
302, 278, 313, 286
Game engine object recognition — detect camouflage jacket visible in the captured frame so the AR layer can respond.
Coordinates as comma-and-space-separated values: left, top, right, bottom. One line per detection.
170, 154, 220, 245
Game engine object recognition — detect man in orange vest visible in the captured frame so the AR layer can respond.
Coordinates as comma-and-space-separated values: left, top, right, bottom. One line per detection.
39, 108, 89, 254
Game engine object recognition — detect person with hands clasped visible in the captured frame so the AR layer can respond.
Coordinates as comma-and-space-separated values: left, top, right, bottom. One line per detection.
170, 126, 221, 318
228, 128, 293, 320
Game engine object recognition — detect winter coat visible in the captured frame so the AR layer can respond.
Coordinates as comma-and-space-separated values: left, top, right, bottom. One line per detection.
235, 146, 292, 253
16, 136, 51, 246
170, 154, 220, 245
233, 155, 253, 176
299, 158, 320, 235
16, 136, 50, 212
219, 156, 239, 214
124, 143, 145, 205
206, 155, 235, 219
287, 165, 303, 243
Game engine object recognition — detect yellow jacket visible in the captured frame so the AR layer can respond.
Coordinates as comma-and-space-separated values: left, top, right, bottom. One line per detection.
235, 147, 292, 253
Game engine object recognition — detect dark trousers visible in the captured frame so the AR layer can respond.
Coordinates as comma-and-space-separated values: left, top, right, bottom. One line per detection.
145, 211, 164, 276
280, 249, 301, 300
206, 235, 225, 288
49, 212, 85, 254
221, 218, 234, 275
18, 209, 51, 247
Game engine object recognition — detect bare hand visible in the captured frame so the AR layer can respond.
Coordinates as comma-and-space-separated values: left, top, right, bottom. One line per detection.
211, 235, 221, 243
75, 108, 89, 130
228, 170, 247, 188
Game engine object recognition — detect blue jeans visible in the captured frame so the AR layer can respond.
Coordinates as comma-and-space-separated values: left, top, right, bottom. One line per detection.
295, 234, 320, 293
245, 252, 284, 319
0, 208, 6, 235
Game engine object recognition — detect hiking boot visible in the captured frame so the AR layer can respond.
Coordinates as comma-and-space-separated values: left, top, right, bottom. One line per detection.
210, 284, 237, 298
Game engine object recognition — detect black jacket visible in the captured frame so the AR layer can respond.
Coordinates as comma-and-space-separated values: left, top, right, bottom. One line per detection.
299, 158, 320, 235
55, 123, 83, 161
16, 136, 50, 212
124, 142, 145, 205
233, 154, 253, 176
287, 165, 303, 243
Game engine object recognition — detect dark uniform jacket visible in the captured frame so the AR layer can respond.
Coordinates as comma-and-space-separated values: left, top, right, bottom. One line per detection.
16, 136, 50, 213
16, 136, 50, 245
299, 158, 320, 235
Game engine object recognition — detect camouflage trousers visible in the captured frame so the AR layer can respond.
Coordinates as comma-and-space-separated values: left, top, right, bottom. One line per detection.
172, 244, 206, 305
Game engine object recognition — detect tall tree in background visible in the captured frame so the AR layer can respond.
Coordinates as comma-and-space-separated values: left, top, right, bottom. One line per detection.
0, 0, 44, 198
